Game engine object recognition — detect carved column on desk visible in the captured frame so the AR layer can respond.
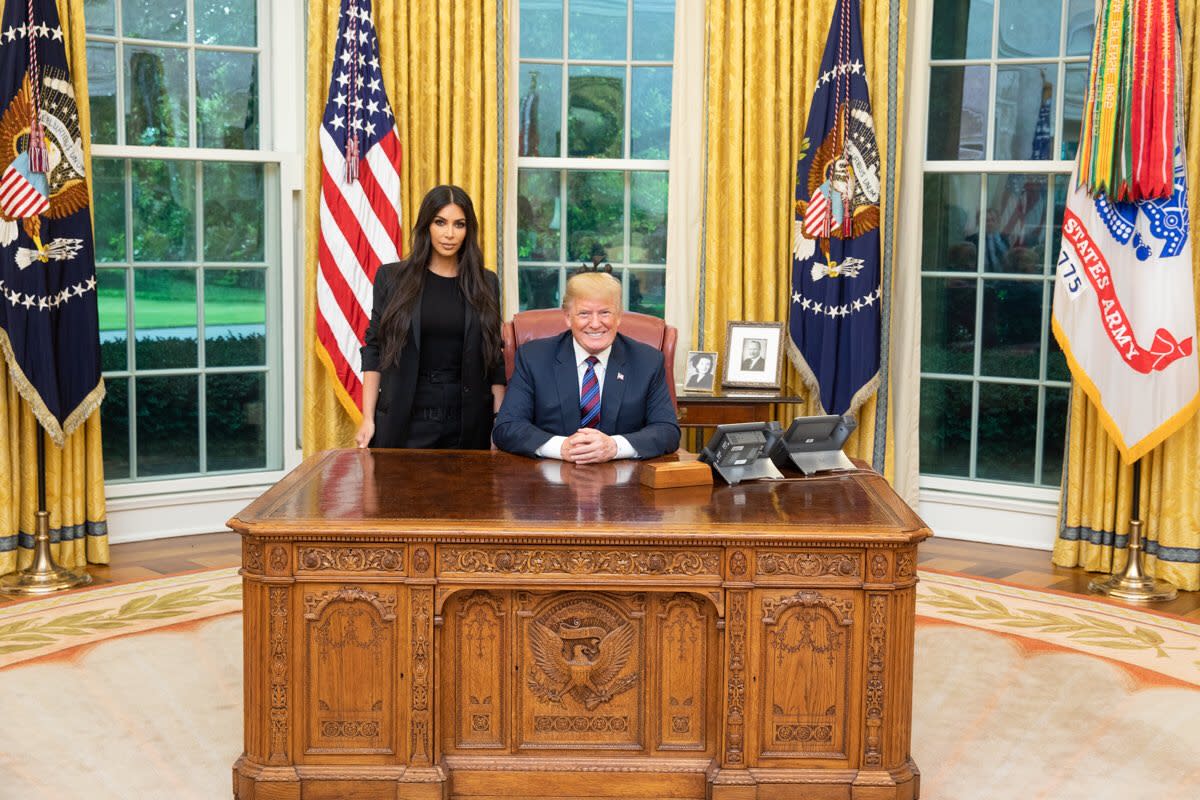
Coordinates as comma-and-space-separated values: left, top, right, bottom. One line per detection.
409, 545, 434, 766
853, 546, 920, 796
712, 548, 755, 798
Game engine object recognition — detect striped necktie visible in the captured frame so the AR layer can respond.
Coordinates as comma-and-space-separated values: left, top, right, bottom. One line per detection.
580, 355, 601, 428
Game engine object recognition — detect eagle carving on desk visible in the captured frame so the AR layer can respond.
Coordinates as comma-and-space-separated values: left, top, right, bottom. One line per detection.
527, 618, 638, 711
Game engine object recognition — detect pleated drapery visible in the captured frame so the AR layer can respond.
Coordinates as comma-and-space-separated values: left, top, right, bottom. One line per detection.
1053, 0, 1200, 591
698, 0, 908, 479
302, 0, 504, 454
0, 0, 109, 576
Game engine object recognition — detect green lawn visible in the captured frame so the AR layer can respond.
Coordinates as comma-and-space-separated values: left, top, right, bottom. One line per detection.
98, 285, 265, 331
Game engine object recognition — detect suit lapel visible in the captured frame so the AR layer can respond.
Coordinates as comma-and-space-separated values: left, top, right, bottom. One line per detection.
556, 333, 581, 431
600, 335, 627, 433
409, 277, 423, 353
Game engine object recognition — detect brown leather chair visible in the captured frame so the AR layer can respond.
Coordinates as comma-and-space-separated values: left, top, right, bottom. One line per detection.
501, 309, 678, 408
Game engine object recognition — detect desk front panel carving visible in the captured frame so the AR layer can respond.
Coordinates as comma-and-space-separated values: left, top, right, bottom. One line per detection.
232, 450, 926, 800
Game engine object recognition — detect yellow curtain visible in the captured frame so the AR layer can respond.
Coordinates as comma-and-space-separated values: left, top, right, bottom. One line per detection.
0, 0, 109, 576
302, 0, 504, 454
1053, 0, 1200, 591
699, 0, 906, 478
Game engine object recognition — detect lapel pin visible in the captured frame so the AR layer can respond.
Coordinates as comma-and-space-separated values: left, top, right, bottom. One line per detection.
617, 372, 625, 381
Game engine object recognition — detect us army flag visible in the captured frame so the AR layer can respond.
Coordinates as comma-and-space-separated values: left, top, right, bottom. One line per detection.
1051, 145, 1198, 462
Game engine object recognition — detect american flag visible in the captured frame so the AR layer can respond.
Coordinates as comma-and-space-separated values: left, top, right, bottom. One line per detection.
317, 0, 403, 413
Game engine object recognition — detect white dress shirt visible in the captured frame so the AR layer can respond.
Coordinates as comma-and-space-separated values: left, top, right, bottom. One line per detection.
535, 339, 638, 460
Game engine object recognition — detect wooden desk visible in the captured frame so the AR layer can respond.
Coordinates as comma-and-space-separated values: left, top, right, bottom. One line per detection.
231, 449, 928, 800
675, 387, 804, 428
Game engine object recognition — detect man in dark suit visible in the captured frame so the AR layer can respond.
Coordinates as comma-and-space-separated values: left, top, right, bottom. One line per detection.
741, 339, 766, 371
493, 272, 680, 463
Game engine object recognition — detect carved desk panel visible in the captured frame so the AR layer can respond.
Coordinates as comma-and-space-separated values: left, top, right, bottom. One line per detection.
231, 449, 928, 800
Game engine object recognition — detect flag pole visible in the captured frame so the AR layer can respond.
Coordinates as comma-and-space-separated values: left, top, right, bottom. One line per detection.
1088, 459, 1177, 602
0, 430, 92, 595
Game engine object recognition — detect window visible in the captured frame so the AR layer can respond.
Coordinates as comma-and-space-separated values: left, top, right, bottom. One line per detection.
919, 0, 1094, 488
514, 0, 675, 317
86, 0, 281, 481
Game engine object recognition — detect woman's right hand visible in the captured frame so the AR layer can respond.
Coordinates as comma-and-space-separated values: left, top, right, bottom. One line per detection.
355, 418, 375, 448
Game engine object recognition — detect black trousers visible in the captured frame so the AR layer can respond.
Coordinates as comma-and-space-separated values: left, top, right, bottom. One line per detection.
402, 374, 462, 449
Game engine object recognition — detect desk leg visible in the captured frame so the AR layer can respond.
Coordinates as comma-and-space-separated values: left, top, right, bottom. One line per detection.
711, 588, 756, 799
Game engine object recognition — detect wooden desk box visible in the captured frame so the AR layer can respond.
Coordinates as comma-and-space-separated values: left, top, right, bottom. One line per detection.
230, 450, 928, 800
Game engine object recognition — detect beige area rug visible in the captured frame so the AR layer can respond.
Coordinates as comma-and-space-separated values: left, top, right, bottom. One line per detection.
0, 569, 1197, 799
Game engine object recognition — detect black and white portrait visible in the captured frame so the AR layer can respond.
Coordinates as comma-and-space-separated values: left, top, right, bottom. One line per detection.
684, 351, 717, 392
722, 321, 784, 389
740, 339, 767, 372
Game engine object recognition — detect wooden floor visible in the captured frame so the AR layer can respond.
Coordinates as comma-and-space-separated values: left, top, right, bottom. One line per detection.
3, 533, 1198, 619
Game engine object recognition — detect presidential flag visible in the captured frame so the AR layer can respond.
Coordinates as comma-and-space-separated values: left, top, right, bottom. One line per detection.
1051, 144, 1197, 462
789, 0, 881, 416
317, 0, 403, 415
0, 0, 103, 446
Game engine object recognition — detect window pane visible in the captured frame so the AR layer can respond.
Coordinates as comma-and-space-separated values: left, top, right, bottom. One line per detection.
1060, 63, 1087, 160
1041, 386, 1069, 485
920, 379, 972, 477
87, 42, 118, 144
205, 269, 266, 366
631, 67, 671, 159
927, 66, 989, 160
632, 0, 674, 61
931, 0, 993, 59
207, 372, 266, 470
1065, 0, 1096, 56
921, 277, 976, 375
518, 65, 562, 157
1050, 174, 1067, 273
517, 169, 562, 261
98, 269, 128, 371
569, 0, 627, 60
568, 66, 625, 158
92, 158, 126, 262
520, 0, 563, 59
627, 268, 665, 318
998, 0, 1061, 59
630, 171, 667, 263
976, 382, 1037, 482
518, 266, 561, 310
1047, 329, 1069, 381
85, 0, 116, 35
993, 64, 1055, 160
984, 173, 1048, 273
125, 46, 189, 147
132, 160, 195, 261
980, 279, 1043, 379
567, 170, 624, 263
122, 0, 187, 41
922, 173, 981, 272
134, 268, 197, 369
101, 377, 129, 479
196, 0, 257, 46
196, 50, 259, 149
136, 375, 199, 476
203, 162, 264, 261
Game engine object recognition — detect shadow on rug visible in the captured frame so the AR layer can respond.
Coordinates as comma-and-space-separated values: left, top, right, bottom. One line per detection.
0, 569, 1196, 799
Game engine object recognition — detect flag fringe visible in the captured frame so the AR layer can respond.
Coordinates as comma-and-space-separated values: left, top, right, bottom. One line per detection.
0, 327, 104, 447
314, 336, 364, 427
1050, 316, 1200, 463
785, 337, 879, 419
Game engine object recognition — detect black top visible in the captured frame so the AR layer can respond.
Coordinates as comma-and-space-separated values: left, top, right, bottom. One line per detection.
417, 272, 466, 378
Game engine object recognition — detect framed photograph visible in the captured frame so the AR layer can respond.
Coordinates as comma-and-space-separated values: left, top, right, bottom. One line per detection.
722, 321, 784, 389
683, 350, 718, 393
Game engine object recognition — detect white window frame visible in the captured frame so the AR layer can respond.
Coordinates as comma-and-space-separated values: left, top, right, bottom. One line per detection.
904, 0, 1090, 550
503, 0, 705, 358
92, 0, 306, 542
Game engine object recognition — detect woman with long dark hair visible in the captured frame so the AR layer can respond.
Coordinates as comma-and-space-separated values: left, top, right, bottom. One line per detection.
355, 185, 505, 449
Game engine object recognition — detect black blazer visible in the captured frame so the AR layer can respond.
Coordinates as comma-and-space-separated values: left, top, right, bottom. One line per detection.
360, 263, 504, 449
492, 331, 680, 459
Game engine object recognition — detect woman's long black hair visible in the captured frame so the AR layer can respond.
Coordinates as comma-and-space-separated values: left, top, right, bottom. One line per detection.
378, 185, 502, 371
